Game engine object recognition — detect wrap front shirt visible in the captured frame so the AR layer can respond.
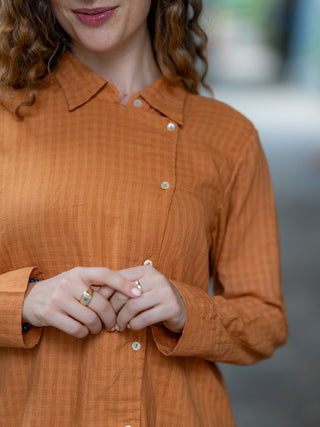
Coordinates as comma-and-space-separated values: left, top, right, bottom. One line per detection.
0, 53, 288, 426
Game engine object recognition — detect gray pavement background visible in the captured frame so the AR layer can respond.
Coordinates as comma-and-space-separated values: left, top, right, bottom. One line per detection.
213, 84, 320, 427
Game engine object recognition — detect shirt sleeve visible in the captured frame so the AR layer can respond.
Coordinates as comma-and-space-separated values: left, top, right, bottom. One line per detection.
152, 130, 288, 365
0, 267, 43, 348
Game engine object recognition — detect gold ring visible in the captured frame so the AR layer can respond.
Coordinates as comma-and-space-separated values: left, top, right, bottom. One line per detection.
80, 287, 94, 306
133, 280, 143, 294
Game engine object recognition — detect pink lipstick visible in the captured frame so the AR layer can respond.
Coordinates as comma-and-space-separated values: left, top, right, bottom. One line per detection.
73, 7, 118, 26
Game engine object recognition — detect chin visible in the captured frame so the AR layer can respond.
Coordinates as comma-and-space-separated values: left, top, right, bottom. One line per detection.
74, 39, 117, 54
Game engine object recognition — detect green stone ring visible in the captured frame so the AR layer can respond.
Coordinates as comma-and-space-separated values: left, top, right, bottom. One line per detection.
80, 288, 94, 306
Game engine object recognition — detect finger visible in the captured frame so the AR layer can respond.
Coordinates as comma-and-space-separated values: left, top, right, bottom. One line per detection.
85, 291, 117, 331
95, 285, 115, 300
128, 306, 167, 330
48, 311, 89, 339
75, 267, 142, 298
60, 298, 102, 335
116, 292, 161, 331
117, 265, 147, 281
109, 291, 129, 314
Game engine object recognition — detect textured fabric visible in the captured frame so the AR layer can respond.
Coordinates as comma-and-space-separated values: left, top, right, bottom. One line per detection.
0, 53, 288, 426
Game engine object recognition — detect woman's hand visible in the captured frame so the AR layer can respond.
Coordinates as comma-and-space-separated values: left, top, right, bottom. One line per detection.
108, 266, 186, 333
22, 267, 142, 338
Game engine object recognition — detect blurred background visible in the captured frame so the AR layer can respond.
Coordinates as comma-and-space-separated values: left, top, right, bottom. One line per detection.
202, 0, 320, 426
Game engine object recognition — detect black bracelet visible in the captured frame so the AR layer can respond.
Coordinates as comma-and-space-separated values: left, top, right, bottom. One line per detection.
22, 278, 39, 333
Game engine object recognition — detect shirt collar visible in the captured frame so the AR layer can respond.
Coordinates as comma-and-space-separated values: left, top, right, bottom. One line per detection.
139, 77, 186, 126
54, 52, 108, 112
54, 52, 186, 125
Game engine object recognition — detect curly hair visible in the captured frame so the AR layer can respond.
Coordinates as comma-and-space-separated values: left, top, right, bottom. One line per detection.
0, 0, 210, 115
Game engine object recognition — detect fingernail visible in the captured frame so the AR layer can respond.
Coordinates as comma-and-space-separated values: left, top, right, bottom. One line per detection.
115, 324, 120, 331
109, 326, 116, 332
127, 323, 131, 329
131, 287, 141, 297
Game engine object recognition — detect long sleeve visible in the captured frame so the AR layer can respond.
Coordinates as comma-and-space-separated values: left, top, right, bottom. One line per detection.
0, 267, 42, 348
152, 130, 288, 364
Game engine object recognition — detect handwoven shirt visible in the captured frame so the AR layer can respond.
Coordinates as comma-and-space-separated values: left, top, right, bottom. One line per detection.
0, 53, 288, 427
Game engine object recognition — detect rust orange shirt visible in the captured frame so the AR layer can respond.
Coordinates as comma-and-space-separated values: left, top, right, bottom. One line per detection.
0, 53, 288, 426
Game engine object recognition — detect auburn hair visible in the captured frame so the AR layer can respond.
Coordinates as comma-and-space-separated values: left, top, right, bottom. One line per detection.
0, 0, 210, 115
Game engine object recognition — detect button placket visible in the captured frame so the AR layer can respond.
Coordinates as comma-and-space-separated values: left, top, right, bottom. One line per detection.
162, 120, 176, 193
124, 329, 146, 427
135, 115, 178, 282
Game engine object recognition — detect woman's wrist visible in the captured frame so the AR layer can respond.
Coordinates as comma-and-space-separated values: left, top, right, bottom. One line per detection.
22, 278, 39, 332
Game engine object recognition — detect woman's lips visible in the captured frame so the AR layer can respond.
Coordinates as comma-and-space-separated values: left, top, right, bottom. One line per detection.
73, 7, 118, 26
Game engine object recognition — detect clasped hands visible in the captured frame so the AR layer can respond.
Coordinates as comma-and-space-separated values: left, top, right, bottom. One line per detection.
22, 266, 186, 339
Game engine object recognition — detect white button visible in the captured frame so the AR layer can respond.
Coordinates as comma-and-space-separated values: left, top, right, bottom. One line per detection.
132, 341, 141, 351
133, 99, 142, 107
167, 122, 176, 131
144, 259, 153, 266
161, 181, 170, 190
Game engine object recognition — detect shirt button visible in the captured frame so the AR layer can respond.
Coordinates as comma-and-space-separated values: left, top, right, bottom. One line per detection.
144, 259, 153, 266
161, 181, 170, 190
132, 341, 141, 351
167, 122, 176, 132
133, 99, 142, 107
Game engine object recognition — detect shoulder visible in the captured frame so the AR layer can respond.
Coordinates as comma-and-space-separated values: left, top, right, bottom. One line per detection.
182, 92, 259, 161
184, 92, 256, 138
0, 77, 61, 122
185, 93, 253, 127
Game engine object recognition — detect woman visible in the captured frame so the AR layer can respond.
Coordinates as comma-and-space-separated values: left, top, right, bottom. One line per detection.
0, 1, 288, 426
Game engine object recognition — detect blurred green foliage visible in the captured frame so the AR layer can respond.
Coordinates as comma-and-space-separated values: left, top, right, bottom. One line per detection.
204, 0, 280, 29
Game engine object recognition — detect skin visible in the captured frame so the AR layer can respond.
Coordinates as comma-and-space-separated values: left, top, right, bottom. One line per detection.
23, 267, 142, 338
107, 266, 186, 333
22, 1, 186, 337
49, 0, 161, 104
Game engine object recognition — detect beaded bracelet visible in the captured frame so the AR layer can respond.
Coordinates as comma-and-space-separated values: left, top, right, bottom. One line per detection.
22, 278, 39, 333
22, 322, 32, 332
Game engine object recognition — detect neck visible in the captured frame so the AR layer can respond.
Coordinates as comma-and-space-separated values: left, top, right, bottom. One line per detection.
72, 28, 161, 105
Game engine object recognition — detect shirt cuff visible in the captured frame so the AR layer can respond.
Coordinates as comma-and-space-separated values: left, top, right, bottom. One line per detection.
151, 280, 216, 358
151, 279, 288, 365
0, 267, 43, 348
